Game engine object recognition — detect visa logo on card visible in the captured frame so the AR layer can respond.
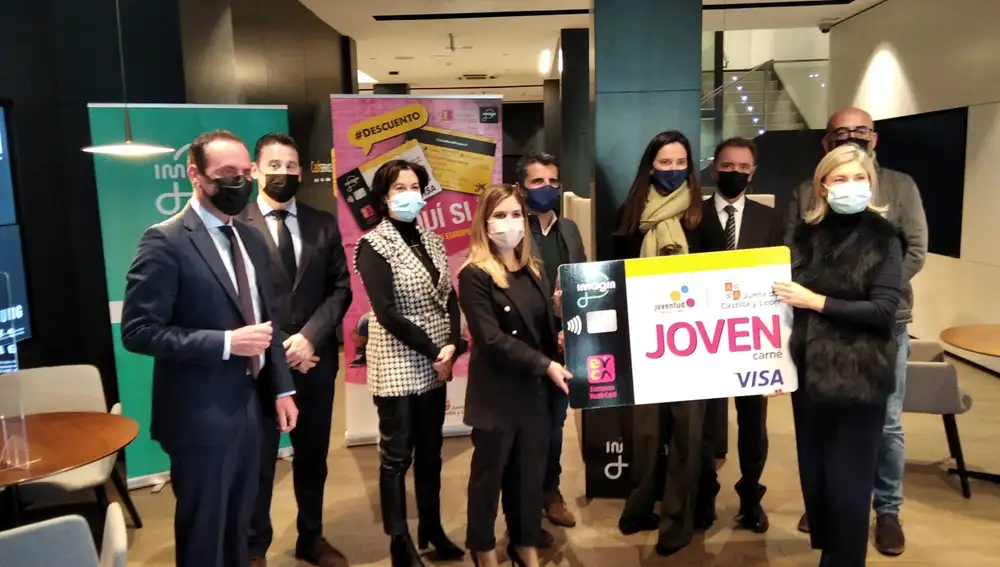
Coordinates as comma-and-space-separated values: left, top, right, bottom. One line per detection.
587, 355, 616, 383
586, 309, 618, 334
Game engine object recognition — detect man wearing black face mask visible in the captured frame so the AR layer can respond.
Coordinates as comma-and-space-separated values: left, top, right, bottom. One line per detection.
241, 133, 353, 567
686, 137, 782, 535
785, 108, 927, 558
121, 130, 298, 567
514, 152, 587, 537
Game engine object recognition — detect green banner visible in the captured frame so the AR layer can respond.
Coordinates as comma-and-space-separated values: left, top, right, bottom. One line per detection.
88, 104, 290, 484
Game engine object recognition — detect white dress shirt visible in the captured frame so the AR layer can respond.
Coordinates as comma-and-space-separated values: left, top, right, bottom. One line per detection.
189, 199, 266, 372
539, 212, 558, 236
256, 196, 303, 265
714, 192, 747, 248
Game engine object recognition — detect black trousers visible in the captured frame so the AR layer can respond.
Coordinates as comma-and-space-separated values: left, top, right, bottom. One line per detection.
166, 395, 260, 567
249, 365, 336, 555
374, 385, 447, 536
792, 391, 885, 567
700, 396, 769, 505
621, 400, 705, 548
466, 416, 548, 551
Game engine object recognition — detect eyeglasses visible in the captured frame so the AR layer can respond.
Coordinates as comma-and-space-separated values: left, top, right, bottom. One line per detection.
829, 126, 874, 140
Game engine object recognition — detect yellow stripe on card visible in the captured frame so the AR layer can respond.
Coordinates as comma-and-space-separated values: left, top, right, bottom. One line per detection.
623, 246, 791, 278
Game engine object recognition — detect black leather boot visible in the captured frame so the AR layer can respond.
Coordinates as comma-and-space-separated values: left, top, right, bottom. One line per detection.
390, 533, 426, 567
736, 482, 769, 534
381, 471, 425, 566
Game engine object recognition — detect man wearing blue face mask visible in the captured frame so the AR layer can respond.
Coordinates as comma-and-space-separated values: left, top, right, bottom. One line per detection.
785, 107, 928, 557
515, 152, 587, 535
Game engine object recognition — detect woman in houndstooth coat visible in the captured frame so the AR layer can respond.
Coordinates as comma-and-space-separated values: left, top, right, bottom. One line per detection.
354, 160, 464, 567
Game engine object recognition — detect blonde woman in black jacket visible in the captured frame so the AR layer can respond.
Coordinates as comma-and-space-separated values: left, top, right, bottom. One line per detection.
459, 184, 572, 567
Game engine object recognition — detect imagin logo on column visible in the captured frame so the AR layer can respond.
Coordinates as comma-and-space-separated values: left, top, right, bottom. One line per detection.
604, 440, 629, 480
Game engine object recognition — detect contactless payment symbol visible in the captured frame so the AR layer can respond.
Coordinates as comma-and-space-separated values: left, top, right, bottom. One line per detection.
670, 285, 695, 307
587, 355, 616, 384
566, 315, 583, 335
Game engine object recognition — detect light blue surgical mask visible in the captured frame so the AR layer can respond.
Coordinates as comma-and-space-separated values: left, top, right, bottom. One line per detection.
825, 180, 872, 215
388, 191, 426, 222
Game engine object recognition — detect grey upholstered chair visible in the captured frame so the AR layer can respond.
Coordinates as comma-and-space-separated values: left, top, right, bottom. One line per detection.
903, 340, 974, 498
0, 503, 127, 566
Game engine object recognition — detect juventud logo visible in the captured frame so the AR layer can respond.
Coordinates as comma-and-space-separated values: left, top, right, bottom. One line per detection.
154, 143, 193, 216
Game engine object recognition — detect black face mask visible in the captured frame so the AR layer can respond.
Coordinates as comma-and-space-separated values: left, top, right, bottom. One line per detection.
262, 174, 300, 203
207, 175, 253, 216
833, 137, 870, 152
716, 171, 750, 199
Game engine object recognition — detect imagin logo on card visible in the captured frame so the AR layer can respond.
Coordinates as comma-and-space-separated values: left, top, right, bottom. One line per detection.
587, 355, 616, 384
586, 309, 618, 334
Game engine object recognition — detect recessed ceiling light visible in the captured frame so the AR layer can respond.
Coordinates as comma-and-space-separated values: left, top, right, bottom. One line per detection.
357, 70, 379, 84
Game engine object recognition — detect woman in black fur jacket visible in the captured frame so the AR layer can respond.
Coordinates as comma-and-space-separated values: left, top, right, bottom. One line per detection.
773, 144, 904, 567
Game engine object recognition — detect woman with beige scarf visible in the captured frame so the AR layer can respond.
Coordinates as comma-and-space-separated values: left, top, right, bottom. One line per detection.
613, 130, 708, 557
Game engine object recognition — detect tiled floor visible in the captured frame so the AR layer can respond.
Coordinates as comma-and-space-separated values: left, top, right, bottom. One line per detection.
121, 355, 1000, 566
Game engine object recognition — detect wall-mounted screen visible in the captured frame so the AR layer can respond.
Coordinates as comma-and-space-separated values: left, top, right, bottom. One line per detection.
0, 110, 16, 226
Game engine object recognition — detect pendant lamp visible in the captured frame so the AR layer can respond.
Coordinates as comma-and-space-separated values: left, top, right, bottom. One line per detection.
82, 0, 174, 156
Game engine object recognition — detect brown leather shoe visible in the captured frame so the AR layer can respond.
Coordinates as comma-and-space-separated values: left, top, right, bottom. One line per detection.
250, 557, 267, 567
874, 514, 905, 556
543, 490, 577, 528
295, 536, 348, 567
797, 512, 810, 534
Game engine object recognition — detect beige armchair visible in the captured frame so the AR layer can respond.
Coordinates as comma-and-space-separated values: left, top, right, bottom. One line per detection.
0, 365, 142, 527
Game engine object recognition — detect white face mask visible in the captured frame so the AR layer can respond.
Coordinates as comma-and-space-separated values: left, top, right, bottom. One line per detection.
487, 218, 525, 251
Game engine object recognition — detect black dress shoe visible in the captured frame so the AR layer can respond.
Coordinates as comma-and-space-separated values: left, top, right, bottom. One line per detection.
737, 504, 769, 534
417, 524, 464, 561
654, 540, 684, 557
797, 512, 810, 534
694, 501, 717, 532
618, 513, 659, 535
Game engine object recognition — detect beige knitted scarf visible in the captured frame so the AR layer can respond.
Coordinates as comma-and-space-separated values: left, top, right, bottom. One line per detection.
638, 183, 691, 258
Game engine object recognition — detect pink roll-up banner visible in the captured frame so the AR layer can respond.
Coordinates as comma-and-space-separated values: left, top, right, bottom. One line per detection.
331, 95, 503, 445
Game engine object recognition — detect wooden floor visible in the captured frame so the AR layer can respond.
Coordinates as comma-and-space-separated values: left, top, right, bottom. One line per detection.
121, 355, 1000, 566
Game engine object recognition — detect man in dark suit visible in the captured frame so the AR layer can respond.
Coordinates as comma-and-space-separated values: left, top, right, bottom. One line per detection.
242, 133, 352, 567
121, 129, 298, 567
687, 137, 782, 535
517, 152, 587, 534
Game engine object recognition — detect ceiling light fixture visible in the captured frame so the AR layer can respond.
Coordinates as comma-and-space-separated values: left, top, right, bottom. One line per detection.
82, 0, 173, 157
539, 49, 553, 75
358, 70, 379, 84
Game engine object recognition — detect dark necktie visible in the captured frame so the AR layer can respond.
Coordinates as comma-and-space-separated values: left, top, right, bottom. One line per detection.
218, 226, 260, 378
724, 205, 737, 250
271, 209, 297, 280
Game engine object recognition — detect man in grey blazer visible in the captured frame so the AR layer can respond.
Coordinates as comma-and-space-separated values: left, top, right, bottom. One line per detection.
517, 152, 587, 536
785, 107, 928, 556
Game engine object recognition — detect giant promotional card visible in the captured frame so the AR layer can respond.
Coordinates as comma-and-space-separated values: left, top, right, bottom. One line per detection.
560, 247, 798, 410
331, 95, 503, 445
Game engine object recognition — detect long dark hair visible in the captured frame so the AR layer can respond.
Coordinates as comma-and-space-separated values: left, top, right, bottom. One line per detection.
614, 130, 701, 235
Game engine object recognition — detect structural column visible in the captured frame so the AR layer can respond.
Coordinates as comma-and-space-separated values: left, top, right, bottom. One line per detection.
560, 28, 591, 198
543, 79, 562, 155
592, 0, 702, 260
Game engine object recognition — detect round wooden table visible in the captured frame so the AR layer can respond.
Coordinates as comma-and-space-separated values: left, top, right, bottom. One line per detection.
940, 324, 1000, 357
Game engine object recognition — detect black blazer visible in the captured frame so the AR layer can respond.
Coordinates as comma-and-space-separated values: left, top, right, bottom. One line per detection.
239, 201, 352, 374
686, 196, 784, 253
121, 204, 295, 451
458, 265, 559, 431
529, 215, 588, 265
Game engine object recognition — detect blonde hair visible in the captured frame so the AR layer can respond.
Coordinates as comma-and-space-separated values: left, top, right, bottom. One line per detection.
804, 144, 888, 224
460, 184, 542, 288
